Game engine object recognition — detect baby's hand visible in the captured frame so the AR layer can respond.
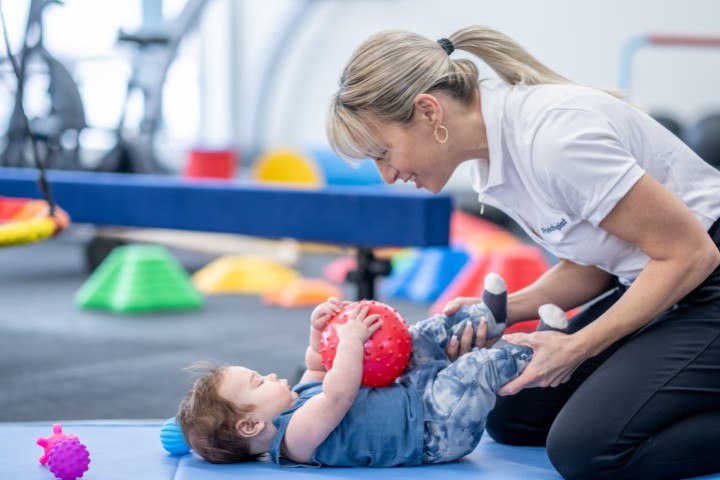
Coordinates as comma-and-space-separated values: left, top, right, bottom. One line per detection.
335, 304, 382, 344
311, 297, 347, 331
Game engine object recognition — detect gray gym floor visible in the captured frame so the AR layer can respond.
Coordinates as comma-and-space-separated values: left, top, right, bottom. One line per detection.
0, 228, 430, 422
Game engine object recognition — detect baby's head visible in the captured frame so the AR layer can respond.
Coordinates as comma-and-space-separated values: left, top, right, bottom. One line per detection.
177, 362, 298, 464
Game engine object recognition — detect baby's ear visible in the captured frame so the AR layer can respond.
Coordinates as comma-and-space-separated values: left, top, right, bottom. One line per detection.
235, 418, 265, 438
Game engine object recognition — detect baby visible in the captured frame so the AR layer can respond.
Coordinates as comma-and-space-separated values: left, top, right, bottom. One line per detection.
177, 273, 568, 467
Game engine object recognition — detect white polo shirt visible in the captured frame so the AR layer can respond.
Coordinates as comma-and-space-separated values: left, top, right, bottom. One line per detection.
471, 81, 720, 284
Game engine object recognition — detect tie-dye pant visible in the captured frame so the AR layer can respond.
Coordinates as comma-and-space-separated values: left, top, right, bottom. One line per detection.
397, 307, 532, 464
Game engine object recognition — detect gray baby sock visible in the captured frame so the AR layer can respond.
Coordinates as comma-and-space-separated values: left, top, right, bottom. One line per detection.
449, 272, 508, 342
537, 304, 569, 332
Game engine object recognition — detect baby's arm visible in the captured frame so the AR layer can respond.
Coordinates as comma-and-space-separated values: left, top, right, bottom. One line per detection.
283, 305, 382, 464
299, 298, 346, 383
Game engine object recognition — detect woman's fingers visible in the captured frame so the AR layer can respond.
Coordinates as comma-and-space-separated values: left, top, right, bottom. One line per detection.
442, 297, 481, 315
458, 322, 474, 354
446, 336, 460, 362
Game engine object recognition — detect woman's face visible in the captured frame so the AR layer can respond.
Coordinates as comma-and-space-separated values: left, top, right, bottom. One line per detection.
370, 118, 457, 194
367, 92, 472, 194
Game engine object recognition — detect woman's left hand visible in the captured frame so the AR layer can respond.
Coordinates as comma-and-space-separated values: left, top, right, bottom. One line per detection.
445, 319, 500, 362
496, 330, 587, 395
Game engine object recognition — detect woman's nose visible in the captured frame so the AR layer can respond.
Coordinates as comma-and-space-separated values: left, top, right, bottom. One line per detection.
376, 162, 397, 184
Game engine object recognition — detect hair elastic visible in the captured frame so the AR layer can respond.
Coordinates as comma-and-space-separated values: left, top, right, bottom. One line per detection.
437, 38, 454, 56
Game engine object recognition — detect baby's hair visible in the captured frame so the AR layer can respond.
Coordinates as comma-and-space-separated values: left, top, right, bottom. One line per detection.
176, 361, 262, 464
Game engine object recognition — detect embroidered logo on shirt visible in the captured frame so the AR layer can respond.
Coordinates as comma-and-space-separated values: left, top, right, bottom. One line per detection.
540, 218, 568, 235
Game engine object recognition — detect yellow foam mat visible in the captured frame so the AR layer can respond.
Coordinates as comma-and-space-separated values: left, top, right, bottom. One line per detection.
193, 256, 299, 295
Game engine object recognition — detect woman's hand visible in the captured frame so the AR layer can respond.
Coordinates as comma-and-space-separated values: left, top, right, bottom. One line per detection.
445, 317, 500, 362
497, 330, 587, 395
441, 296, 482, 316
442, 296, 488, 362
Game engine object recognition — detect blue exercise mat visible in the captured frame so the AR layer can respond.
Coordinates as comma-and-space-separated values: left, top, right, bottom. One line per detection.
4, 422, 720, 479
2, 421, 557, 479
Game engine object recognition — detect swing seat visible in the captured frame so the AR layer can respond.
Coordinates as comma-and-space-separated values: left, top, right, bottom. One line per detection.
0, 196, 70, 247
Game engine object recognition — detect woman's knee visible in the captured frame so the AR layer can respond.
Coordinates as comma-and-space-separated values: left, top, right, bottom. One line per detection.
546, 410, 619, 480
546, 419, 592, 479
485, 394, 552, 446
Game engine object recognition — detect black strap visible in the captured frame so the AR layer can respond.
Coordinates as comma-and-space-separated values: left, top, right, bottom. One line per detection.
707, 216, 720, 246
0, 0, 56, 214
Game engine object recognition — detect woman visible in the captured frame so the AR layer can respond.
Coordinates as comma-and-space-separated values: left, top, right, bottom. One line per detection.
326, 26, 720, 480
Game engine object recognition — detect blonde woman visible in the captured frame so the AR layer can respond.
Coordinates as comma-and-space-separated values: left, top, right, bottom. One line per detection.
327, 26, 720, 480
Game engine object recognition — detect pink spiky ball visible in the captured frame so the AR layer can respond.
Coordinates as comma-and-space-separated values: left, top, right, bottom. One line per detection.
47, 438, 90, 480
320, 300, 412, 387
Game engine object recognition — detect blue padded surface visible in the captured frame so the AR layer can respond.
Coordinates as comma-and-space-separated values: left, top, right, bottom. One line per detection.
2, 423, 180, 480
173, 436, 559, 480
0, 168, 452, 247
4, 422, 720, 479
2, 421, 559, 479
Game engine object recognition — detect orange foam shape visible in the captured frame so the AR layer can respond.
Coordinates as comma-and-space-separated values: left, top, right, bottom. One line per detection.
264, 278, 343, 308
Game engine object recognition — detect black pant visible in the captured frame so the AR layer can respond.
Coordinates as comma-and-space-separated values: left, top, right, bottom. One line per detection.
487, 220, 720, 480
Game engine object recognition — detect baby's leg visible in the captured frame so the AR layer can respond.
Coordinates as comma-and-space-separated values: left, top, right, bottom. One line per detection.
450, 272, 507, 340
408, 306, 492, 367
409, 273, 508, 368
420, 343, 532, 464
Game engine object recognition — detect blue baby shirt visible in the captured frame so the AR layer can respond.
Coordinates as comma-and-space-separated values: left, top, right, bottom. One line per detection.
268, 381, 424, 467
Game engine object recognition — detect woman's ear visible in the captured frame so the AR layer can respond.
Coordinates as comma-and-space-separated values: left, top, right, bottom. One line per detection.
414, 93, 443, 127
235, 417, 265, 438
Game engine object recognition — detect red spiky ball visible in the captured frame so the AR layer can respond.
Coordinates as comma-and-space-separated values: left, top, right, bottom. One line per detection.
320, 300, 412, 387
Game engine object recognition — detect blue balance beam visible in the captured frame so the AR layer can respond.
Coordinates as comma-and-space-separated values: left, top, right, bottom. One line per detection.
0, 168, 453, 298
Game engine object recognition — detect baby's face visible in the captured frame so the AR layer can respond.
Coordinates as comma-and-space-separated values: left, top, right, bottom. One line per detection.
217, 366, 298, 421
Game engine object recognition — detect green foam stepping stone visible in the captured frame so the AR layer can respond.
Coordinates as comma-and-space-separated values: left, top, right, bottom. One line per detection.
75, 244, 204, 314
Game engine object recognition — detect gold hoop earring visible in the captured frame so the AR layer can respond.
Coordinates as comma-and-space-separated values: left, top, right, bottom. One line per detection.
434, 125, 449, 144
